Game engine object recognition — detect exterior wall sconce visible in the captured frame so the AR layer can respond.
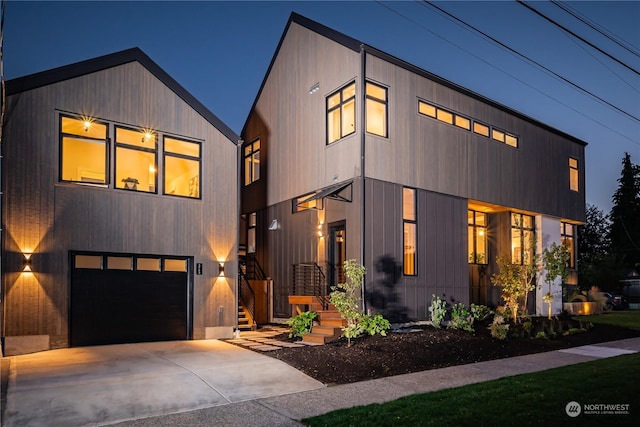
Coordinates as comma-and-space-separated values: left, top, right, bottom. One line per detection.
23, 253, 33, 272
308, 82, 320, 94
218, 262, 225, 277
317, 224, 324, 238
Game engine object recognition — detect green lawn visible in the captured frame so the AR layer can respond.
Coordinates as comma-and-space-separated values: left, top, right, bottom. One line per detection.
575, 310, 640, 331
303, 353, 640, 427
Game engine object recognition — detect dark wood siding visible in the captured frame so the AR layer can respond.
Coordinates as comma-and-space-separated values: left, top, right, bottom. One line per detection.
364, 179, 468, 321
3, 61, 237, 348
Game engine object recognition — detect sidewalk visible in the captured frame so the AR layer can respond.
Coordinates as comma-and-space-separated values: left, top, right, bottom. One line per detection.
109, 337, 640, 427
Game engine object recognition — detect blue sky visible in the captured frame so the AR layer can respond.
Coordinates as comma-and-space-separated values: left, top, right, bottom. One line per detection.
5, 1, 639, 214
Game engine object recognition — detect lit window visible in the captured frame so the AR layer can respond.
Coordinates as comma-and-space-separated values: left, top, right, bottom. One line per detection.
569, 158, 579, 191
473, 122, 490, 137
511, 213, 535, 265
455, 115, 471, 130
366, 82, 388, 137
60, 115, 108, 184
164, 136, 201, 198
418, 101, 436, 118
244, 139, 260, 186
115, 126, 157, 193
294, 193, 323, 212
492, 129, 505, 143
468, 210, 487, 264
403, 187, 417, 275
327, 82, 356, 144
248, 212, 257, 254
436, 108, 454, 124
505, 134, 518, 147
561, 222, 575, 269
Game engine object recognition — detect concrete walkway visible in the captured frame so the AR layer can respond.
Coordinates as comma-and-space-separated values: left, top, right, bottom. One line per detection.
2, 336, 638, 427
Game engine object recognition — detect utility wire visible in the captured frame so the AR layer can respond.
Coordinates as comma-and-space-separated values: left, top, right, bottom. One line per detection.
421, 0, 640, 123
551, 1, 640, 59
373, 1, 639, 146
517, 0, 640, 76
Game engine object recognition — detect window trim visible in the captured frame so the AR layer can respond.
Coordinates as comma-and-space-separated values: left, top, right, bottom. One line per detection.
326, 81, 356, 145
468, 210, 488, 265
569, 157, 579, 192
244, 138, 261, 186
511, 213, 536, 265
59, 113, 110, 185
114, 125, 158, 194
402, 187, 417, 276
561, 222, 576, 269
162, 135, 202, 199
365, 81, 388, 138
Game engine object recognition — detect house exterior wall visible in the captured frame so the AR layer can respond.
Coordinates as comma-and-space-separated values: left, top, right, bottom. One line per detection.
2, 61, 238, 353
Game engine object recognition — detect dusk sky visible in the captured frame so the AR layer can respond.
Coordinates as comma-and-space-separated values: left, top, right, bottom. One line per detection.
5, 1, 639, 214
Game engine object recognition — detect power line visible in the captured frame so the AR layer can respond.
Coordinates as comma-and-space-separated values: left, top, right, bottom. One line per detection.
551, 1, 640, 59
517, 0, 640, 76
421, 0, 639, 123
372, 1, 640, 146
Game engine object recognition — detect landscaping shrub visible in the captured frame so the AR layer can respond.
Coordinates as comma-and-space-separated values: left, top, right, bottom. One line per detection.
287, 311, 317, 338
428, 295, 447, 328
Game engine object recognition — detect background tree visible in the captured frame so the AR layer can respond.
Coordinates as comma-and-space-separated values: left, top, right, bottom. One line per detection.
609, 153, 640, 271
578, 204, 618, 289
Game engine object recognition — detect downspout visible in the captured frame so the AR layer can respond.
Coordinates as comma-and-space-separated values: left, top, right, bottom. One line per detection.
235, 138, 243, 335
0, 0, 6, 355
360, 44, 367, 313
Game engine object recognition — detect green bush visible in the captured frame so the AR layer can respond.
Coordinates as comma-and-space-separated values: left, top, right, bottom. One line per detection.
286, 311, 317, 338
359, 313, 391, 336
448, 303, 474, 333
488, 315, 509, 340
429, 295, 447, 328
470, 304, 493, 322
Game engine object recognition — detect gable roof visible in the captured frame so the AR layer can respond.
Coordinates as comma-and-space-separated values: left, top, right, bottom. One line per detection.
6, 47, 240, 144
243, 12, 587, 146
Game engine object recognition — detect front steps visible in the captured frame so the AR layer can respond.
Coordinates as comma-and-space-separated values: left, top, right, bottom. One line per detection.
288, 295, 346, 345
238, 304, 256, 331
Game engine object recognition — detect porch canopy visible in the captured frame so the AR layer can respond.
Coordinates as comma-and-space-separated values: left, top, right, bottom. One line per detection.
296, 180, 353, 207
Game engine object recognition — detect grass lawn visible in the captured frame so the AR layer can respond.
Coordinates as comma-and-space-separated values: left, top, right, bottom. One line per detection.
303, 353, 640, 427
574, 310, 640, 331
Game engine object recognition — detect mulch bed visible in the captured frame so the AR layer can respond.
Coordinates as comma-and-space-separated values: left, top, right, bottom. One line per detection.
260, 318, 640, 385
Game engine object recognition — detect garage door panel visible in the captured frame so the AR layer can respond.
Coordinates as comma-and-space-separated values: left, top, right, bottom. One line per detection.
70, 255, 190, 347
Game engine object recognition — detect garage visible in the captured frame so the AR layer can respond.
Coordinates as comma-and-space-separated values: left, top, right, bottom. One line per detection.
70, 252, 192, 347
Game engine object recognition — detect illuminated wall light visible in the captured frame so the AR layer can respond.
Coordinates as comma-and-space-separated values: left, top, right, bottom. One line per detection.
218, 262, 225, 277
23, 253, 33, 272
308, 82, 320, 94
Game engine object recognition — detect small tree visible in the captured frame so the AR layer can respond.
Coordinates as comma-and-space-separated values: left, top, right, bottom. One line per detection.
491, 255, 524, 322
330, 259, 365, 346
541, 242, 570, 319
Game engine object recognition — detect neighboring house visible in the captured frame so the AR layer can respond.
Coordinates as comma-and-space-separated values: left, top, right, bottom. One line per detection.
241, 13, 586, 322
2, 48, 239, 356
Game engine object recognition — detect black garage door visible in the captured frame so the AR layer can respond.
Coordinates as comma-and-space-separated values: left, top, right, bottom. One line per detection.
70, 252, 192, 347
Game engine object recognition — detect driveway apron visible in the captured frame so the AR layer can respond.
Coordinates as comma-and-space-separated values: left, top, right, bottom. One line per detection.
1, 340, 324, 427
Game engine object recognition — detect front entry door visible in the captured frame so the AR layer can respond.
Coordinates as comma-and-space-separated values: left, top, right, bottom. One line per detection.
328, 222, 346, 288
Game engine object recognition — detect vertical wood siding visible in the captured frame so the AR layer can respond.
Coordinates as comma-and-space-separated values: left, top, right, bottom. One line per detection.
3, 62, 237, 346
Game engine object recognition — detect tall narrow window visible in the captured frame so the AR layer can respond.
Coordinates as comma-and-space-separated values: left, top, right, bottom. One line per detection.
244, 139, 260, 185
569, 157, 579, 191
164, 136, 201, 198
366, 82, 387, 137
327, 82, 356, 144
403, 187, 417, 275
468, 210, 487, 264
115, 126, 157, 193
248, 212, 257, 254
561, 222, 575, 269
60, 115, 108, 184
511, 213, 535, 265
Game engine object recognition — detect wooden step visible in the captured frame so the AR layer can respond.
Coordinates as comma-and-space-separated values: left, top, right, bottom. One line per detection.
301, 324, 342, 344
318, 317, 347, 327
317, 310, 342, 320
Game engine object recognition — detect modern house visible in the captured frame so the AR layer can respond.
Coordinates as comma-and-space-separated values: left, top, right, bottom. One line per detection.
1, 48, 240, 356
240, 13, 586, 322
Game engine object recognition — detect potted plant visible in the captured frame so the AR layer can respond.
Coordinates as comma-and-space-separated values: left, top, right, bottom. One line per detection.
121, 177, 139, 190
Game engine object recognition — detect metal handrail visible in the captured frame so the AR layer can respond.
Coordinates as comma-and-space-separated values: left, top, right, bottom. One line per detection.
292, 262, 328, 309
242, 255, 267, 281
238, 269, 256, 325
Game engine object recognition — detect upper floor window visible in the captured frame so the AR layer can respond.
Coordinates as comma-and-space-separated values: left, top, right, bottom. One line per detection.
164, 137, 201, 198
569, 157, 579, 191
327, 82, 355, 144
366, 82, 388, 137
468, 210, 487, 264
511, 213, 535, 265
247, 212, 257, 254
60, 115, 108, 184
403, 187, 417, 276
244, 139, 260, 185
115, 126, 157, 193
561, 222, 575, 269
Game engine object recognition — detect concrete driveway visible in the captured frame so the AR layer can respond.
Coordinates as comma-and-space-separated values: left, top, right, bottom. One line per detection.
1, 340, 324, 426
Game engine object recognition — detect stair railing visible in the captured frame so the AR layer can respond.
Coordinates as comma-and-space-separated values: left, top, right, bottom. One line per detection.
292, 262, 328, 310
238, 268, 256, 326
